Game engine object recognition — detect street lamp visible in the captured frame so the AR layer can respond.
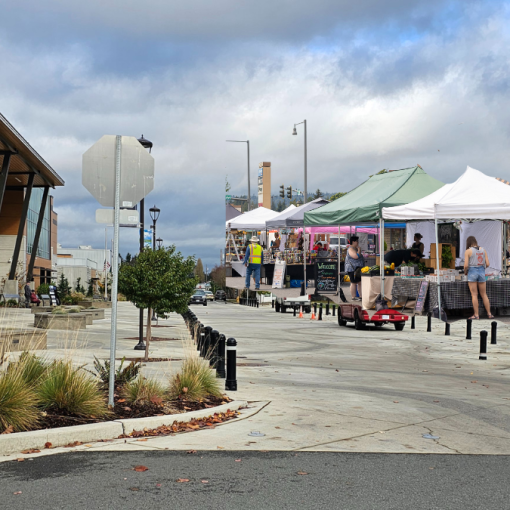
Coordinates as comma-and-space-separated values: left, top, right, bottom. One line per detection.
149, 205, 160, 250
226, 139, 251, 211
156, 237, 163, 249
292, 120, 307, 203
134, 134, 153, 351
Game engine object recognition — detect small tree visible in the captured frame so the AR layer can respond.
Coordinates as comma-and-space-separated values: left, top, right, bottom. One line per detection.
194, 259, 205, 283
57, 273, 71, 297
86, 279, 94, 298
210, 265, 226, 292
119, 246, 197, 361
75, 277, 86, 294
330, 191, 347, 201
313, 189, 324, 199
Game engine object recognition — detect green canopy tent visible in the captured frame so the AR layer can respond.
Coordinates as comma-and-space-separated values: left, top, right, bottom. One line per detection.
304, 166, 444, 300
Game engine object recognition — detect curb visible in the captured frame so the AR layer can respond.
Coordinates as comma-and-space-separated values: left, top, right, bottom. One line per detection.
0, 400, 247, 456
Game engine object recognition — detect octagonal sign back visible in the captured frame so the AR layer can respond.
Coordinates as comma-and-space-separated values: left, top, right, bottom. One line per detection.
82, 135, 154, 207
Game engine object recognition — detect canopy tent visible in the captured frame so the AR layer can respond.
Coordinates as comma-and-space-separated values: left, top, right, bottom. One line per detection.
382, 166, 510, 221
382, 166, 510, 317
226, 204, 242, 222
304, 166, 444, 226
226, 206, 286, 231
265, 198, 329, 229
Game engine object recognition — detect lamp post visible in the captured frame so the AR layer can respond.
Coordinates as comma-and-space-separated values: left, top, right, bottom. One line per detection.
156, 237, 163, 249
226, 139, 251, 211
149, 205, 160, 249
292, 120, 307, 204
134, 135, 153, 351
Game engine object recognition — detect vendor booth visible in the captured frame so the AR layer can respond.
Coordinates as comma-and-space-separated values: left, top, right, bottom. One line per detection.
382, 166, 510, 317
304, 166, 445, 306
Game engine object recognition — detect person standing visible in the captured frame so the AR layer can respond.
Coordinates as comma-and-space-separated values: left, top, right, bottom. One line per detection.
244, 237, 263, 290
464, 236, 493, 320
24, 283, 32, 308
272, 232, 281, 254
412, 233, 425, 257
345, 236, 364, 301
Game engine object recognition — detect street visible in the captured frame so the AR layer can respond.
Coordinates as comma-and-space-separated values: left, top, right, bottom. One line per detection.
0, 450, 509, 509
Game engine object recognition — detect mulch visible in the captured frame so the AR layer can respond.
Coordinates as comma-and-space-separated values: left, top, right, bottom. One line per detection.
124, 337, 180, 342
116, 357, 182, 362
37, 394, 232, 430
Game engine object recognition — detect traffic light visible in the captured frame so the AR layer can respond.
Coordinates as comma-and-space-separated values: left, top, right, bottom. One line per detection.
286, 186, 292, 199
279, 184, 285, 198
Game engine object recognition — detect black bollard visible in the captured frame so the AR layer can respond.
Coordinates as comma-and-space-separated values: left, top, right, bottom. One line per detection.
491, 321, 497, 345
272, 299, 275, 309
313, 303, 317, 315
427, 313, 432, 332
293, 306, 297, 317
275, 301, 280, 313
466, 318, 472, 340
210, 330, 219, 367
411, 315, 415, 329
326, 302, 330, 315
198, 324, 204, 352
445, 322, 450, 336
479, 330, 487, 360
332, 305, 336, 317
225, 338, 237, 391
202, 326, 212, 358
216, 334, 226, 378
318, 303, 323, 321
257, 300, 259, 308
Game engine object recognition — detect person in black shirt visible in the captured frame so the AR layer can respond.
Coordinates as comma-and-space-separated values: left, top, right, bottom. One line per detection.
384, 248, 422, 267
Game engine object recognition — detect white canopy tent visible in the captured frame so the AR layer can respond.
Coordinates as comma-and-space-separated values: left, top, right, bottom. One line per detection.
382, 166, 510, 316
226, 206, 284, 231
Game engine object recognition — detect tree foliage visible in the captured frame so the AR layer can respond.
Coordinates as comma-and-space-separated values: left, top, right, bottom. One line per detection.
313, 188, 324, 199
330, 191, 347, 201
194, 259, 205, 283
119, 246, 197, 360
57, 273, 71, 296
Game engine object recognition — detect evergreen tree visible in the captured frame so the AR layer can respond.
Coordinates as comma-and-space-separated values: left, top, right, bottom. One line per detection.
313, 188, 324, 199
194, 259, 205, 283
57, 273, 71, 296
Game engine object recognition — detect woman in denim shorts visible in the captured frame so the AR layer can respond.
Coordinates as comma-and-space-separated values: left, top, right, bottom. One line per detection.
464, 236, 493, 320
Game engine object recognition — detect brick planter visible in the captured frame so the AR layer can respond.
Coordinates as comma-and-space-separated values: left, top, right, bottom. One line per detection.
77, 300, 94, 309
0, 330, 47, 353
88, 308, 105, 320
34, 313, 87, 330
91, 301, 112, 309
31, 306, 54, 314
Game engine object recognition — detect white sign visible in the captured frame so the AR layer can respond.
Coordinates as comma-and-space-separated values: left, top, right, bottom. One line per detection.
272, 261, 286, 289
82, 135, 154, 207
95, 209, 139, 225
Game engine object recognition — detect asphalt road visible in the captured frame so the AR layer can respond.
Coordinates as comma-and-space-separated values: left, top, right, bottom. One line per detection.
1, 451, 509, 509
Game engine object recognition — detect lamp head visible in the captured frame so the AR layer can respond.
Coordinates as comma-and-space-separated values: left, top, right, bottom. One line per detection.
149, 205, 161, 222
137, 134, 153, 153
292, 126, 297, 135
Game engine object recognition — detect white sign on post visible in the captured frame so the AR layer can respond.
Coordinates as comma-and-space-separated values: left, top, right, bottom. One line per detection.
82, 135, 154, 407
272, 261, 286, 289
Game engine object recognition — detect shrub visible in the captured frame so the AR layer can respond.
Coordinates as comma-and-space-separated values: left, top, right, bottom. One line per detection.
0, 367, 40, 432
7, 352, 49, 388
60, 296, 73, 305
37, 283, 50, 297
0, 301, 4, 307
37, 361, 110, 417
71, 292, 86, 302
122, 377, 166, 405
6, 299, 18, 308
168, 355, 222, 401
91, 356, 141, 389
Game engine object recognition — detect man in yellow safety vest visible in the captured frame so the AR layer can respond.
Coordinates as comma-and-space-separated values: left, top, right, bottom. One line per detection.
243, 237, 264, 290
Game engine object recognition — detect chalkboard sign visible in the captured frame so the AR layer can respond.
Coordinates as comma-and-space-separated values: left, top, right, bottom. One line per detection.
414, 280, 429, 315
315, 261, 338, 294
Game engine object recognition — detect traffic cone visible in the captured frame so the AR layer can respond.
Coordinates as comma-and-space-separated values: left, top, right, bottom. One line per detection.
299, 307, 303, 318
310, 310, 316, 320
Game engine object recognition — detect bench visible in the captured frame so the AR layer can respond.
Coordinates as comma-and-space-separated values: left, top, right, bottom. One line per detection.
40, 294, 51, 306
0, 293, 21, 306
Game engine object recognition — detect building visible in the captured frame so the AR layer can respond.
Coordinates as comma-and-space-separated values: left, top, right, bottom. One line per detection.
56, 245, 111, 292
0, 113, 64, 293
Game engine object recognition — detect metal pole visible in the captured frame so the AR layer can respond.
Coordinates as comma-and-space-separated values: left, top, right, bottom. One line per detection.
27, 186, 49, 282
104, 227, 108, 300
304, 119, 307, 203
380, 218, 385, 303
108, 135, 122, 408
135, 199, 145, 350
247, 140, 251, 211
434, 219, 442, 318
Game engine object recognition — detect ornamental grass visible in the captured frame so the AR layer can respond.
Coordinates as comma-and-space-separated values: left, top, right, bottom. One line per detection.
122, 376, 166, 405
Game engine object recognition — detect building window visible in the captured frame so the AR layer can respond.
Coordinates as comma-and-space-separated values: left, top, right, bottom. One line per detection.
27, 188, 50, 260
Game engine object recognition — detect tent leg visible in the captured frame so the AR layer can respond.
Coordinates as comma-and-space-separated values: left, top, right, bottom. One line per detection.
435, 219, 442, 318
380, 218, 385, 301
338, 225, 341, 294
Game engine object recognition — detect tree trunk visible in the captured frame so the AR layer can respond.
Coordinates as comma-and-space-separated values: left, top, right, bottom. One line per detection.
145, 308, 152, 362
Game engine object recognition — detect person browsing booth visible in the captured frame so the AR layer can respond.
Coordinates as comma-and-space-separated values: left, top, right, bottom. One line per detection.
244, 237, 264, 290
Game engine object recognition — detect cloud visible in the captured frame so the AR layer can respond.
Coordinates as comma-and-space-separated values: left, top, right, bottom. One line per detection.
1, 1, 509, 269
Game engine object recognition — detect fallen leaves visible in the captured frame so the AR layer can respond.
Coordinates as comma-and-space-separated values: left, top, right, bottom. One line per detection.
64, 441, 83, 448
133, 465, 149, 472
119, 410, 239, 439
13, 491, 22, 495
176, 478, 190, 483
297, 471, 308, 475
187, 450, 197, 454
44, 442, 53, 449
20, 449, 40, 454
201, 480, 209, 484
1, 425, 14, 435
16, 458, 24, 462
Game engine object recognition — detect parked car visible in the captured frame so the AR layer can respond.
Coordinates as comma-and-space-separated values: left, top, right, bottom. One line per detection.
214, 290, 226, 301
189, 289, 207, 306
204, 290, 214, 301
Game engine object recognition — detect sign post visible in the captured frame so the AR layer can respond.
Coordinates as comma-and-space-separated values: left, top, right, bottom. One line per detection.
82, 135, 154, 407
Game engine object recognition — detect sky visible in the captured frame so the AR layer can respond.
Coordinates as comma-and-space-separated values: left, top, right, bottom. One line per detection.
1, 0, 509, 268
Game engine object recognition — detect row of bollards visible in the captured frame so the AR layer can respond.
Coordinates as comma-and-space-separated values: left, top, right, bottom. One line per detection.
239, 297, 259, 307
181, 309, 237, 390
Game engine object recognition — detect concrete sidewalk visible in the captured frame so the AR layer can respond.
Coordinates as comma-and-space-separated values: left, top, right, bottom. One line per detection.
2, 301, 510, 459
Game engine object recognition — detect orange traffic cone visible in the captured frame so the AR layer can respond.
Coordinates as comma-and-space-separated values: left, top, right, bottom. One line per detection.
310, 310, 316, 320
299, 307, 303, 318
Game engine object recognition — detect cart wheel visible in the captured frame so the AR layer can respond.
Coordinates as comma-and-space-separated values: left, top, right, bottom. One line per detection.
394, 322, 405, 331
354, 309, 364, 330
305, 306, 311, 314
338, 309, 347, 327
